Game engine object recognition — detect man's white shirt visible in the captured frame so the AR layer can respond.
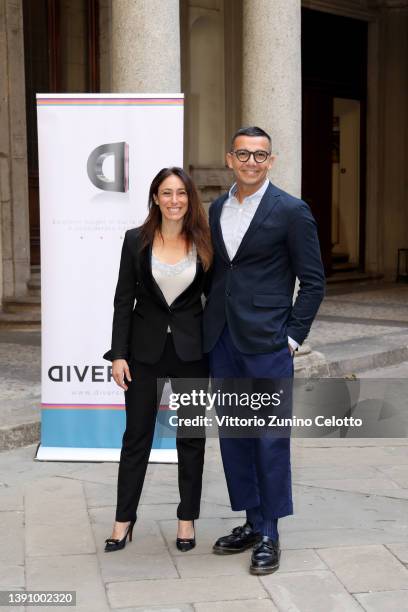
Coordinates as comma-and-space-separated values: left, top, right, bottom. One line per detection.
220, 179, 299, 352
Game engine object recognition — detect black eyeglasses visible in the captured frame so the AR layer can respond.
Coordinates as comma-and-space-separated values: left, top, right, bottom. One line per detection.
231, 149, 271, 163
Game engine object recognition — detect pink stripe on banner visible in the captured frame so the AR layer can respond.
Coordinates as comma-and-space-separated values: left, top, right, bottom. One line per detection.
37, 98, 183, 106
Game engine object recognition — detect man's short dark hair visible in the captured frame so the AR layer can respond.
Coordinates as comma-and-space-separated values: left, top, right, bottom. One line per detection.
231, 126, 272, 151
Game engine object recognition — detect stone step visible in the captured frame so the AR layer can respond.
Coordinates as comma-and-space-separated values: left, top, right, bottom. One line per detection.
0, 421, 40, 451
0, 311, 41, 330
3, 296, 41, 313
326, 272, 383, 284
331, 262, 358, 272
27, 273, 41, 296
332, 251, 350, 264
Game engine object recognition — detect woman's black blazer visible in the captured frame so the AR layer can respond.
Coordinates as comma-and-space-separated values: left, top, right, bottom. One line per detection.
103, 227, 207, 365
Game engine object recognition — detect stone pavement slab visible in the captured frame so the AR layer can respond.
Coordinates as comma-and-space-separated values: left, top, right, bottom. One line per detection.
260, 569, 362, 612
99, 550, 179, 583
317, 544, 408, 592
106, 575, 268, 609
355, 590, 408, 611
194, 601, 278, 612
0, 510, 24, 565
386, 542, 408, 564
0, 444, 83, 486
293, 464, 379, 480
376, 464, 408, 487
293, 476, 408, 498
0, 563, 24, 588
292, 443, 408, 466
175, 552, 249, 578
281, 484, 408, 549
292, 478, 408, 526
135, 481, 182, 505
84, 480, 117, 509
117, 605, 193, 612
295, 438, 408, 446
200, 483, 233, 507
26, 554, 110, 612
277, 548, 327, 572
0, 482, 23, 510
25, 476, 95, 557
283, 527, 407, 550
66, 461, 119, 485
174, 549, 326, 578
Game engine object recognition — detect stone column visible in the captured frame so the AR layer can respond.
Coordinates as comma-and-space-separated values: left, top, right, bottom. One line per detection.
242, 1, 325, 371
0, 0, 30, 302
111, 0, 181, 92
242, 0, 301, 196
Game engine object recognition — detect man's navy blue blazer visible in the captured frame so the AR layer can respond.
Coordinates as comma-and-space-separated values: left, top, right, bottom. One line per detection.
203, 181, 326, 354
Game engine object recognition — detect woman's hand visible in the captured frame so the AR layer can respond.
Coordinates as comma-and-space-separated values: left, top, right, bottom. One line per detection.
112, 359, 132, 391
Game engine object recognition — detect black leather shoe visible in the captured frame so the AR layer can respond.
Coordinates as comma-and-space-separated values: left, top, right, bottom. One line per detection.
213, 522, 261, 555
104, 520, 135, 552
250, 536, 280, 575
176, 521, 196, 552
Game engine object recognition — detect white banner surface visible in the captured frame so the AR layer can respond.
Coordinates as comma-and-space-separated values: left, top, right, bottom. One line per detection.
36, 94, 183, 460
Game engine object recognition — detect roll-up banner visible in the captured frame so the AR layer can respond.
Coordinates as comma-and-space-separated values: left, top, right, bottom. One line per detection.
36, 94, 183, 462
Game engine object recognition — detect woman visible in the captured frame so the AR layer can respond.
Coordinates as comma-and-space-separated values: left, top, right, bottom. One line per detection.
103, 167, 212, 553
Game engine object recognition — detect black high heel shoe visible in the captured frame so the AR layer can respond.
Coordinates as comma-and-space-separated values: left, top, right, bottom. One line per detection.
176, 520, 196, 552
104, 520, 135, 552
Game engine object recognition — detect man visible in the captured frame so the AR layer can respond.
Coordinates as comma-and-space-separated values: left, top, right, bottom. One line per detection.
203, 126, 325, 575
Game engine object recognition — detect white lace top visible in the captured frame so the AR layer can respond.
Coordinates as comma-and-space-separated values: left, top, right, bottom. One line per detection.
152, 245, 197, 308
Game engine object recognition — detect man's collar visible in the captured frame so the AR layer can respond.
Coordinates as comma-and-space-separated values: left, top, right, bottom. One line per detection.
229, 178, 270, 201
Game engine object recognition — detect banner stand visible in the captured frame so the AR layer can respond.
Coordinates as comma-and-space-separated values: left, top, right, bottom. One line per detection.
36, 93, 183, 462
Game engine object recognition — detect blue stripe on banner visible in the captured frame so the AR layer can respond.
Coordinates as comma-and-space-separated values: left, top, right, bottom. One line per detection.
41, 409, 177, 450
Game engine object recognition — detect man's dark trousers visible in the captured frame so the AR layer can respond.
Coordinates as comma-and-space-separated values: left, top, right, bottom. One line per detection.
209, 325, 293, 519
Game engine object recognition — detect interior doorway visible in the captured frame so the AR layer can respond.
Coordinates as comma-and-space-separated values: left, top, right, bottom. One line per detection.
22, 0, 99, 266
301, 8, 367, 277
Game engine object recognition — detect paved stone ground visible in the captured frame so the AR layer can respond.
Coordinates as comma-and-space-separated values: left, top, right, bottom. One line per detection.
1, 433, 408, 611
0, 281, 408, 610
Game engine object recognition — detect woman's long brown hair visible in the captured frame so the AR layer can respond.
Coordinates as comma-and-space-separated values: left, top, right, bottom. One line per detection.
139, 167, 213, 271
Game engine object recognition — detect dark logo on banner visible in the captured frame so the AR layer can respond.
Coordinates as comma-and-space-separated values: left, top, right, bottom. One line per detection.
87, 142, 129, 192
48, 365, 113, 382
